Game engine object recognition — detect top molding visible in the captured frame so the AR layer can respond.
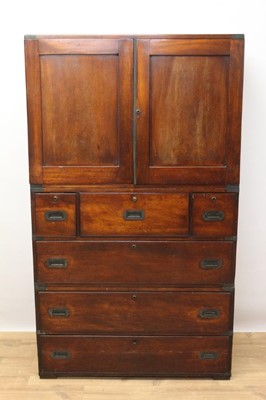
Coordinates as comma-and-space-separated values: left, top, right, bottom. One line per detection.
24, 34, 245, 40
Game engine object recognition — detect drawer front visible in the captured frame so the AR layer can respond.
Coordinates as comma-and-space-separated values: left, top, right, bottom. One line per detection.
38, 291, 232, 334
35, 241, 236, 285
79, 193, 189, 236
35, 193, 77, 237
192, 193, 238, 237
39, 335, 231, 377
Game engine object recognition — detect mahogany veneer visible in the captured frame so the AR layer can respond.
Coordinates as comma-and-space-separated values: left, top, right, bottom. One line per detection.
25, 34, 244, 379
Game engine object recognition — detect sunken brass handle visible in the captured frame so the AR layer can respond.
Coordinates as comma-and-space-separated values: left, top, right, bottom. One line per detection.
51, 351, 70, 359
49, 308, 69, 317
199, 309, 220, 319
45, 210, 66, 221
124, 210, 145, 220
199, 352, 217, 360
46, 258, 68, 269
200, 259, 222, 270
202, 210, 224, 221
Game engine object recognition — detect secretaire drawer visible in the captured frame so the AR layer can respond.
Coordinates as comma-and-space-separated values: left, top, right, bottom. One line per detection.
79, 193, 189, 236
35, 241, 236, 285
37, 291, 232, 335
192, 193, 238, 237
34, 193, 77, 237
39, 335, 231, 377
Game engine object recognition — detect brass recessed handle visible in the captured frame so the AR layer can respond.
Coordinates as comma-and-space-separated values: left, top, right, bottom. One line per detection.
51, 351, 70, 359
49, 308, 70, 317
45, 210, 66, 221
200, 259, 222, 270
202, 210, 224, 221
136, 108, 141, 115
199, 309, 220, 319
131, 244, 137, 250
199, 352, 217, 360
46, 258, 68, 269
124, 210, 145, 220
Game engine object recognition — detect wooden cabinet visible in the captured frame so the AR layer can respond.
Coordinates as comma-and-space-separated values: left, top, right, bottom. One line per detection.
25, 35, 244, 379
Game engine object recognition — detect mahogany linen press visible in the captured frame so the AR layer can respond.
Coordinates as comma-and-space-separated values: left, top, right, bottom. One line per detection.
24, 35, 244, 379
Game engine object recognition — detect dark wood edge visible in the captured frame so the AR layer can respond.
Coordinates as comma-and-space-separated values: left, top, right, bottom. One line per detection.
24, 34, 244, 40
29, 185, 236, 193
24, 40, 43, 184
35, 287, 234, 293
39, 372, 231, 379
225, 38, 244, 184
32, 236, 237, 242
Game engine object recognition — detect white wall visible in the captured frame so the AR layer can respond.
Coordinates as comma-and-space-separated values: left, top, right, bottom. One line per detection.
0, 0, 265, 331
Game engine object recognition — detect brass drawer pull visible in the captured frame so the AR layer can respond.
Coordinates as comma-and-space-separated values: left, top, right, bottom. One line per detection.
199, 309, 220, 319
46, 258, 68, 269
51, 351, 70, 359
200, 259, 222, 270
45, 210, 66, 221
49, 308, 70, 317
199, 352, 217, 360
124, 210, 145, 221
202, 210, 224, 221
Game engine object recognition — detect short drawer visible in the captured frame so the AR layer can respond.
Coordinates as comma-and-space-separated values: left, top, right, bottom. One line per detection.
37, 291, 232, 335
34, 193, 77, 237
39, 335, 231, 377
79, 193, 189, 236
35, 241, 236, 285
192, 193, 238, 237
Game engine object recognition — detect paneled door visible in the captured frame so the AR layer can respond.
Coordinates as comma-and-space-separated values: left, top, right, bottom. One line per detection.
136, 38, 244, 185
25, 38, 133, 184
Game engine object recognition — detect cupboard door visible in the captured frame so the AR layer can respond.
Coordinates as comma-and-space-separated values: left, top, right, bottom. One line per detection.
136, 38, 244, 185
25, 38, 133, 184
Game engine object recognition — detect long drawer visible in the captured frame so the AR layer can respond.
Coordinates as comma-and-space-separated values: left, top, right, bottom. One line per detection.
39, 335, 231, 377
35, 241, 236, 285
37, 291, 232, 334
79, 193, 189, 236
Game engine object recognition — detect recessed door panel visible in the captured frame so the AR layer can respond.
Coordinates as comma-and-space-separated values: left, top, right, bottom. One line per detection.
41, 55, 119, 167
150, 56, 228, 167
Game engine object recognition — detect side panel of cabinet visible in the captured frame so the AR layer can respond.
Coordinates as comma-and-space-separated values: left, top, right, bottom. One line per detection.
136, 38, 244, 185
25, 38, 133, 184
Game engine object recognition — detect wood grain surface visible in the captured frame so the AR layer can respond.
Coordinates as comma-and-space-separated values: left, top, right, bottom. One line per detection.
0, 332, 265, 399
35, 240, 236, 285
37, 291, 232, 335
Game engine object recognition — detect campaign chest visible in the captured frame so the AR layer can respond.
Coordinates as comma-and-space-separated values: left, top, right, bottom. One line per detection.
24, 34, 244, 379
